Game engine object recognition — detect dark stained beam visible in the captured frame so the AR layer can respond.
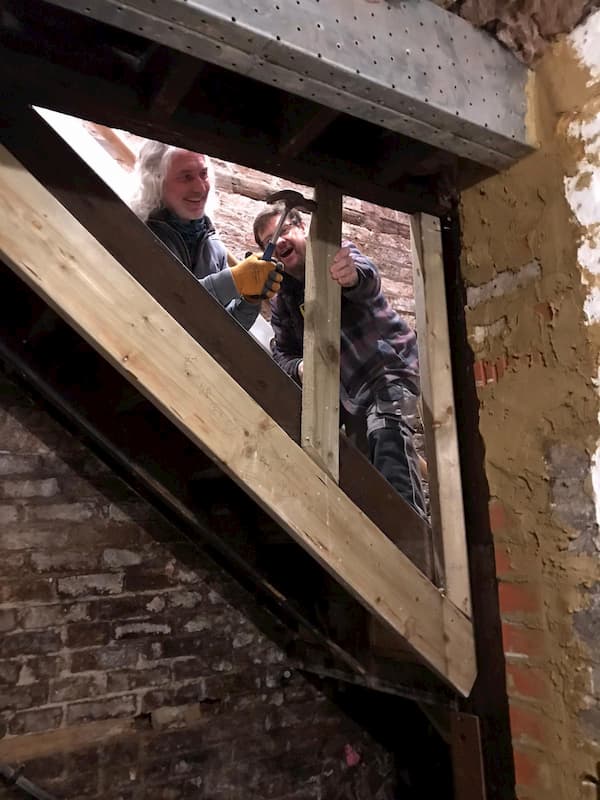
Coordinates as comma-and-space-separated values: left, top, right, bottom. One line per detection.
0, 42, 444, 215
374, 132, 439, 187
145, 47, 205, 120
44, 0, 532, 168
450, 712, 487, 800
85, 122, 136, 170
0, 268, 368, 685
278, 105, 340, 160
0, 268, 454, 705
442, 214, 516, 800
0, 104, 434, 578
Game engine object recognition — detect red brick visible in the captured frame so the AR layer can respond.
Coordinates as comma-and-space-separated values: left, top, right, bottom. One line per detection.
49, 675, 106, 703
71, 645, 140, 673
473, 360, 485, 388
534, 302, 553, 321
513, 748, 542, 790
509, 703, 547, 746
0, 608, 17, 632
484, 361, 497, 384
3, 630, 62, 658
0, 660, 20, 685
9, 706, 63, 735
495, 356, 507, 380
18, 655, 65, 682
107, 666, 170, 693
0, 578, 55, 604
502, 622, 545, 659
65, 621, 111, 648
31, 549, 100, 574
57, 573, 123, 598
489, 499, 509, 533
498, 582, 542, 616
506, 663, 550, 702
0, 682, 48, 710
66, 695, 137, 724
494, 544, 512, 577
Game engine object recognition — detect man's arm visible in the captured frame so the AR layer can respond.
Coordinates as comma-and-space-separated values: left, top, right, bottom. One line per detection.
330, 242, 382, 301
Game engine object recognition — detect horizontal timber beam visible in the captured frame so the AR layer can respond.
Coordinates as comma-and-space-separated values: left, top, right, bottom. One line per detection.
0, 142, 475, 695
0, 43, 440, 215
0, 104, 433, 577
47, 0, 534, 169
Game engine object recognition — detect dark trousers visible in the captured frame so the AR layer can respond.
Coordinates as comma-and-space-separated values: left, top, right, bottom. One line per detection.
344, 384, 426, 518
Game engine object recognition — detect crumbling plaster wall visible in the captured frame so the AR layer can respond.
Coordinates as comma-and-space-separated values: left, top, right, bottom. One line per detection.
460, 10, 600, 799
433, 0, 600, 64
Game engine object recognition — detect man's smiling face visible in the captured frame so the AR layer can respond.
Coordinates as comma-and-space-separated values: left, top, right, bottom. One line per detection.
162, 150, 210, 221
258, 216, 307, 280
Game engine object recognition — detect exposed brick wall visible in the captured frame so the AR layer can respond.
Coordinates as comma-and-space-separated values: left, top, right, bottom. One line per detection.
209, 161, 415, 324
432, 0, 599, 64
460, 16, 600, 800
0, 371, 399, 799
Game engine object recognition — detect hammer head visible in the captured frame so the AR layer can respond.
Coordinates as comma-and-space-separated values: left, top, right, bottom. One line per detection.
265, 189, 317, 214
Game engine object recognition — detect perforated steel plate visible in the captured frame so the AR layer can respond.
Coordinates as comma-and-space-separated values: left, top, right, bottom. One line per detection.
45, 0, 534, 169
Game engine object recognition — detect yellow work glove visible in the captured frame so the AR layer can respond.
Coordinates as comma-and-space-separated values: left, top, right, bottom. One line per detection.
231, 254, 284, 300
230, 254, 278, 297
258, 262, 284, 300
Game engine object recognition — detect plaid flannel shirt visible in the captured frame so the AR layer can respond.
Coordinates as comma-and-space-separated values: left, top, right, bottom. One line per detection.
270, 241, 419, 415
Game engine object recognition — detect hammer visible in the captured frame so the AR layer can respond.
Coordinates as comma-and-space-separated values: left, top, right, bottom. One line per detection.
262, 189, 317, 261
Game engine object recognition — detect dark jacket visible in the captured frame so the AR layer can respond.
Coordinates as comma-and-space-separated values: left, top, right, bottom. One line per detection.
270, 241, 419, 414
147, 209, 259, 330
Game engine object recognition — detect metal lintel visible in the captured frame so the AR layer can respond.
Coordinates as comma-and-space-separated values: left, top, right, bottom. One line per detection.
45, 0, 534, 170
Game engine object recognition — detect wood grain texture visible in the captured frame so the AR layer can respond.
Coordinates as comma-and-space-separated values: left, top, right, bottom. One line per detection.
0, 107, 434, 577
0, 145, 475, 694
302, 181, 342, 480
411, 213, 471, 617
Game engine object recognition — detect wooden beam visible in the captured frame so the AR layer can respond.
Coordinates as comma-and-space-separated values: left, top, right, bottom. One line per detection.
410, 213, 471, 618
450, 712, 487, 800
0, 105, 434, 578
376, 134, 438, 187
0, 144, 475, 695
0, 43, 444, 215
0, 280, 377, 685
302, 181, 342, 481
442, 212, 516, 799
147, 49, 204, 120
279, 106, 339, 159
83, 122, 136, 171
0, 719, 135, 762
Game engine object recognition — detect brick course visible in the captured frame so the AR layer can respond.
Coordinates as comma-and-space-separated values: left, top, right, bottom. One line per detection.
0, 373, 401, 799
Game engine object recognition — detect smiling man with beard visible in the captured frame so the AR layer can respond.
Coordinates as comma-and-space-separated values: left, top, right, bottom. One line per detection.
131, 142, 282, 330
253, 203, 426, 518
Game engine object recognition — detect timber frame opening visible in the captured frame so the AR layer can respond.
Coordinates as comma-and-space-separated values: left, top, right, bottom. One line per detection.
0, 0, 533, 707
0, 122, 474, 694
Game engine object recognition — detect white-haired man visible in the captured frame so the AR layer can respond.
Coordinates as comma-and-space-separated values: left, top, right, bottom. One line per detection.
131, 142, 281, 330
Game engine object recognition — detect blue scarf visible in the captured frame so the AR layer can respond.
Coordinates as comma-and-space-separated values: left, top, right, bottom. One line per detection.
162, 209, 212, 258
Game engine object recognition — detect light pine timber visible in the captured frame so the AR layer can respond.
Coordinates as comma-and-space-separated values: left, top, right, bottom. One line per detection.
0, 145, 475, 695
0, 719, 135, 762
302, 181, 342, 481
410, 213, 472, 617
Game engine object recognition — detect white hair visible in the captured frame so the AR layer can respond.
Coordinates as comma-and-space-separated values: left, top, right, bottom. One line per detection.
129, 140, 218, 222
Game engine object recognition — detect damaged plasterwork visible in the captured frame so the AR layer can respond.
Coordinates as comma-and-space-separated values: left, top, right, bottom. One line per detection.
564, 11, 600, 532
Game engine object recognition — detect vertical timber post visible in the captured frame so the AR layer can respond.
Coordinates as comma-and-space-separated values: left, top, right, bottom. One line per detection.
410, 213, 471, 617
302, 181, 342, 481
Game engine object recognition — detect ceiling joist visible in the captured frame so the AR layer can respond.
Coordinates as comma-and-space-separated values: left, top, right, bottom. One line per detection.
45, 0, 535, 169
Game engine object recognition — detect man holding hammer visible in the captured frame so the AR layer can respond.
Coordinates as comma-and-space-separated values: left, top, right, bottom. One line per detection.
253, 202, 426, 518
130, 142, 283, 329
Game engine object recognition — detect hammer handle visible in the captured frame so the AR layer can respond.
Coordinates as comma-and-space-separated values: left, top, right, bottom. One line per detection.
262, 241, 276, 261
261, 207, 291, 262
